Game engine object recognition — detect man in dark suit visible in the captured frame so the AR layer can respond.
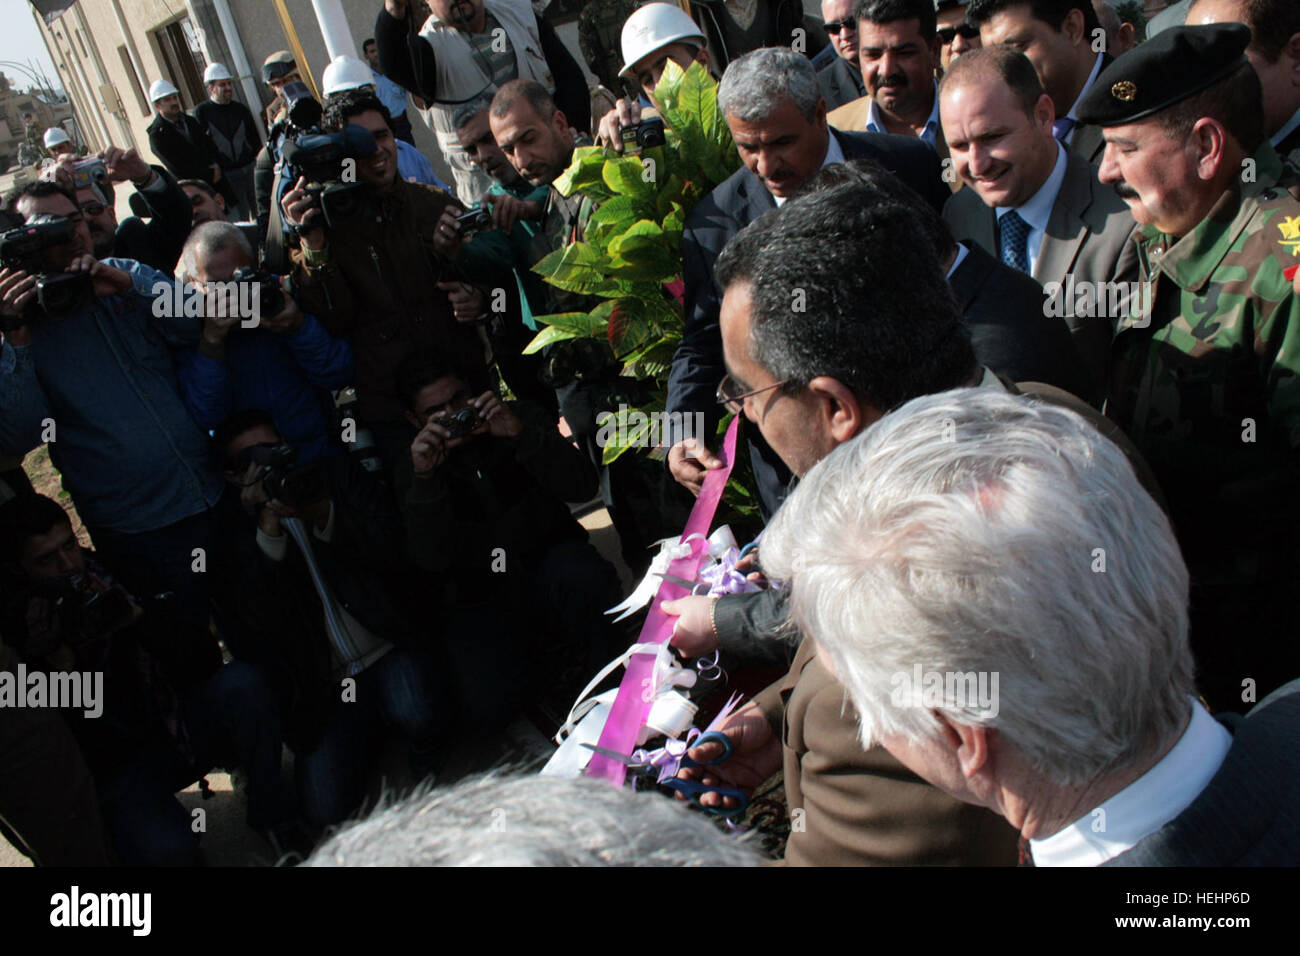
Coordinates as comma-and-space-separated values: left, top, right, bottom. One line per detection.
815, 0, 867, 110
761, 387, 1300, 866
966, 0, 1112, 161
940, 47, 1137, 398
665, 47, 948, 517
146, 80, 234, 208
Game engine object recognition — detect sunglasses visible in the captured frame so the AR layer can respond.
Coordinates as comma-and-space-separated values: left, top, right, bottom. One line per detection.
716, 374, 791, 415
824, 17, 856, 35
937, 24, 980, 43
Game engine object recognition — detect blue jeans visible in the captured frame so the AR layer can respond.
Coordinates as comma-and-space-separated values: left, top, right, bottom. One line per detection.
294, 648, 447, 827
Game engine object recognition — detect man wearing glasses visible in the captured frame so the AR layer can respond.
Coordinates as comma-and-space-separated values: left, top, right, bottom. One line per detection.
816, 0, 868, 110
936, 1, 982, 71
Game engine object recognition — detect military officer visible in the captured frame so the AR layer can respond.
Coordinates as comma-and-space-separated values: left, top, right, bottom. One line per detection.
1080, 24, 1300, 715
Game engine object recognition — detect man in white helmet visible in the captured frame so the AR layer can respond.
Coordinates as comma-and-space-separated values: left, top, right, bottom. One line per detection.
146, 79, 234, 209
372, 0, 591, 206
41, 126, 76, 160
194, 63, 262, 221
596, 2, 714, 152
319, 55, 451, 191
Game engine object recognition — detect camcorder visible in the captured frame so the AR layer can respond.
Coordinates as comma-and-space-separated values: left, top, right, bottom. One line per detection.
0, 214, 93, 331
620, 116, 666, 153
238, 442, 328, 509
278, 82, 379, 230
230, 266, 286, 318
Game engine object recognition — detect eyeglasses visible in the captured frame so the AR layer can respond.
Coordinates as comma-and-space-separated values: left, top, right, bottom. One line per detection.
79, 201, 105, 217
824, 18, 856, 35
716, 374, 790, 415
937, 24, 980, 43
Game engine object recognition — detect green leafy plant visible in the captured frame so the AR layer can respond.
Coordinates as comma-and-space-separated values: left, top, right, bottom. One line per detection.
524, 60, 741, 467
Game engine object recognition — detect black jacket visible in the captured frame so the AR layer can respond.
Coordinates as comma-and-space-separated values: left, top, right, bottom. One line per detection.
668, 128, 950, 516
147, 112, 237, 207
817, 55, 866, 112
374, 4, 591, 134
193, 99, 262, 170
111, 166, 194, 274
949, 242, 1094, 404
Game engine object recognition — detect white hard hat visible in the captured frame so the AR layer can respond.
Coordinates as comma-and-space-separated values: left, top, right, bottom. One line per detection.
322, 55, 374, 97
43, 126, 71, 148
204, 63, 233, 83
619, 3, 707, 79
149, 79, 180, 102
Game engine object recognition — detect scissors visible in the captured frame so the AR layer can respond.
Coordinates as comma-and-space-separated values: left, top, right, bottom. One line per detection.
583, 731, 750, 818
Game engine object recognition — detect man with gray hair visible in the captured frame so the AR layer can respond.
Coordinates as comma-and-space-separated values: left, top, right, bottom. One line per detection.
173, 221, 354, 466
761, 388, 1300, 865
304, 772, 762, 867
665, 46, 949, 520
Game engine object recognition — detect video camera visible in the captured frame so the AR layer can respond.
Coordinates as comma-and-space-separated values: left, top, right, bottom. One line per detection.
278, 82, 379, 230
0, 214, 93, 331
238, 442, 328, 509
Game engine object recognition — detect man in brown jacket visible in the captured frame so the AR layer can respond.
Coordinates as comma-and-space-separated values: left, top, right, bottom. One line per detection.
667, 177, 1042, 865
284, 89, 485, 471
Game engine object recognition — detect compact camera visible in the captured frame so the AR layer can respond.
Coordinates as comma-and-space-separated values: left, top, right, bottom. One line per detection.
239, 442, 327, 509
620, 117, 667, 153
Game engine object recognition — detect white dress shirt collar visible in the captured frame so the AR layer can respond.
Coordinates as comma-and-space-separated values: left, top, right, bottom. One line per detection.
1030, 699, 1233, 867
773, 131, 846, 207
865, 80, 941, 147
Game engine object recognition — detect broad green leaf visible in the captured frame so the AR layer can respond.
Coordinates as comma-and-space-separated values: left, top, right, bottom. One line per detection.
554, 146, 613, 198
532, 242, 616, 295
521, 323, 583, 355
602, 155, 657, 202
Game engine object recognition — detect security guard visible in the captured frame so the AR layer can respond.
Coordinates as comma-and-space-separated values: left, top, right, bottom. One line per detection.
1080, 24, 1300, 715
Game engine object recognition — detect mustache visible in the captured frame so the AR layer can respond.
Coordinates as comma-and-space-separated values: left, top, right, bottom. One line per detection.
1114, 182, 1140, 199
876, 73, 908, 88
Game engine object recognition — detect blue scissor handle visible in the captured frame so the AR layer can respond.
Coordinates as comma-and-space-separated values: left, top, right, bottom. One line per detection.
662, 777, 750, 818
678, 730, 734, 769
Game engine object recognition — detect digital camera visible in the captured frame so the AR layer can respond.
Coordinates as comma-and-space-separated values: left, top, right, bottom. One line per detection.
230, 266, 286, 318
620, 117, 666, 153
238, 442, 327, 509
437, 405, 481, 440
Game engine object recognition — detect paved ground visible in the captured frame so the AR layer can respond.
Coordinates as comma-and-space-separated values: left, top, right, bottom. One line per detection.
1, 507, 632, 868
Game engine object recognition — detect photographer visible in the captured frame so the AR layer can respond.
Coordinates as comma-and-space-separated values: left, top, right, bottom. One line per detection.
0, 494, 287, 865
210, 410, 448, 827
0, 182, 224, 632
398, 353, 626, 719
174, 221, 353, 465
46, 146, 193, 274
284, 89, 484, 475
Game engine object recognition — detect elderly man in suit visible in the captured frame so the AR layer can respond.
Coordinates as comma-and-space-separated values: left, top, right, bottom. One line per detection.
940, 46, 1137, 399
1187, 0, 1300, 163
965, 0, 1111, 162
665, 47, 948, 518
761, 388, 1300, 866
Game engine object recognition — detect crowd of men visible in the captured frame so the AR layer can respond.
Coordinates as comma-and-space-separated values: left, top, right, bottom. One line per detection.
0, 0, 1297, 868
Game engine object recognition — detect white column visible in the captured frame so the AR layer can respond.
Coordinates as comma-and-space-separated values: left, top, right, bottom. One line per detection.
310, 0, 359, 62
211, 0, 263, 116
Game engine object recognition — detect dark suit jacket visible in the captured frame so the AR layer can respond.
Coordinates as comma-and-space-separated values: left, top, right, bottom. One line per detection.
944, 149, 1139, 398
147, 112, 237, 208
669, 128, 949, 516
111, 166, 194, 274
1068, 53, 1112, 164
817, 55, 866, 112
1106, 679, 1300, 866
950, 242, 1094, 403
754, 636, 1020, 866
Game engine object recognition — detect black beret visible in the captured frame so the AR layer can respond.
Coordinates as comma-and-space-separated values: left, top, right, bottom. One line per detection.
1076, 23, 1251, 127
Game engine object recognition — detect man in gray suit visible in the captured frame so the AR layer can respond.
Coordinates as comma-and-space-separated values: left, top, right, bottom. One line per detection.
940, 47, 1137, 397
966, 0, 1112, 161
761, 386, 1300, 866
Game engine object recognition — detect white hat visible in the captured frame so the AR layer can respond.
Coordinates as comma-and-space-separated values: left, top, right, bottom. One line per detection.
619, 3, 707, 79
149, 79, 180, 102
321, 55, 374, 97
204, 63, 233, 83
43, 126, 71, 148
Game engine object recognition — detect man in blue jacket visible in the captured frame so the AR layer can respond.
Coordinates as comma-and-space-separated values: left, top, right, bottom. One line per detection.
174, 221, 353, 465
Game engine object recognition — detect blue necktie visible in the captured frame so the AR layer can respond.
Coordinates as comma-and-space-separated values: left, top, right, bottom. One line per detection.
999, 210, 1031, 274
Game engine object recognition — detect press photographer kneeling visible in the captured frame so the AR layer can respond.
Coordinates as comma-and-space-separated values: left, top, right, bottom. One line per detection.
398, 353, 626, 727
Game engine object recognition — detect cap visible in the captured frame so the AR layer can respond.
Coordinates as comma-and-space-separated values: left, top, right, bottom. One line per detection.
262, 51, 297, 85
204, 62, 233, 83
42, 127, 70, 148
322, 55, 374, 96
148, 79, 179, 102
619, 3, 707, 79
1076, 23, 1252, 127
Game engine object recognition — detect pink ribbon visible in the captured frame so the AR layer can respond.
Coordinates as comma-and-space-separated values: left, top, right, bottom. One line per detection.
585, 415, 741, 785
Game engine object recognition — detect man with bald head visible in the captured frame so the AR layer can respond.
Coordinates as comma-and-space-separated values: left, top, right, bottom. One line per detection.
940, 46, 1137, 398
1187, 0, 1300, 162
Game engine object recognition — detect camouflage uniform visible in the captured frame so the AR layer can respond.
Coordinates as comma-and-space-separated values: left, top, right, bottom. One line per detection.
1106, 146, 1300, 713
